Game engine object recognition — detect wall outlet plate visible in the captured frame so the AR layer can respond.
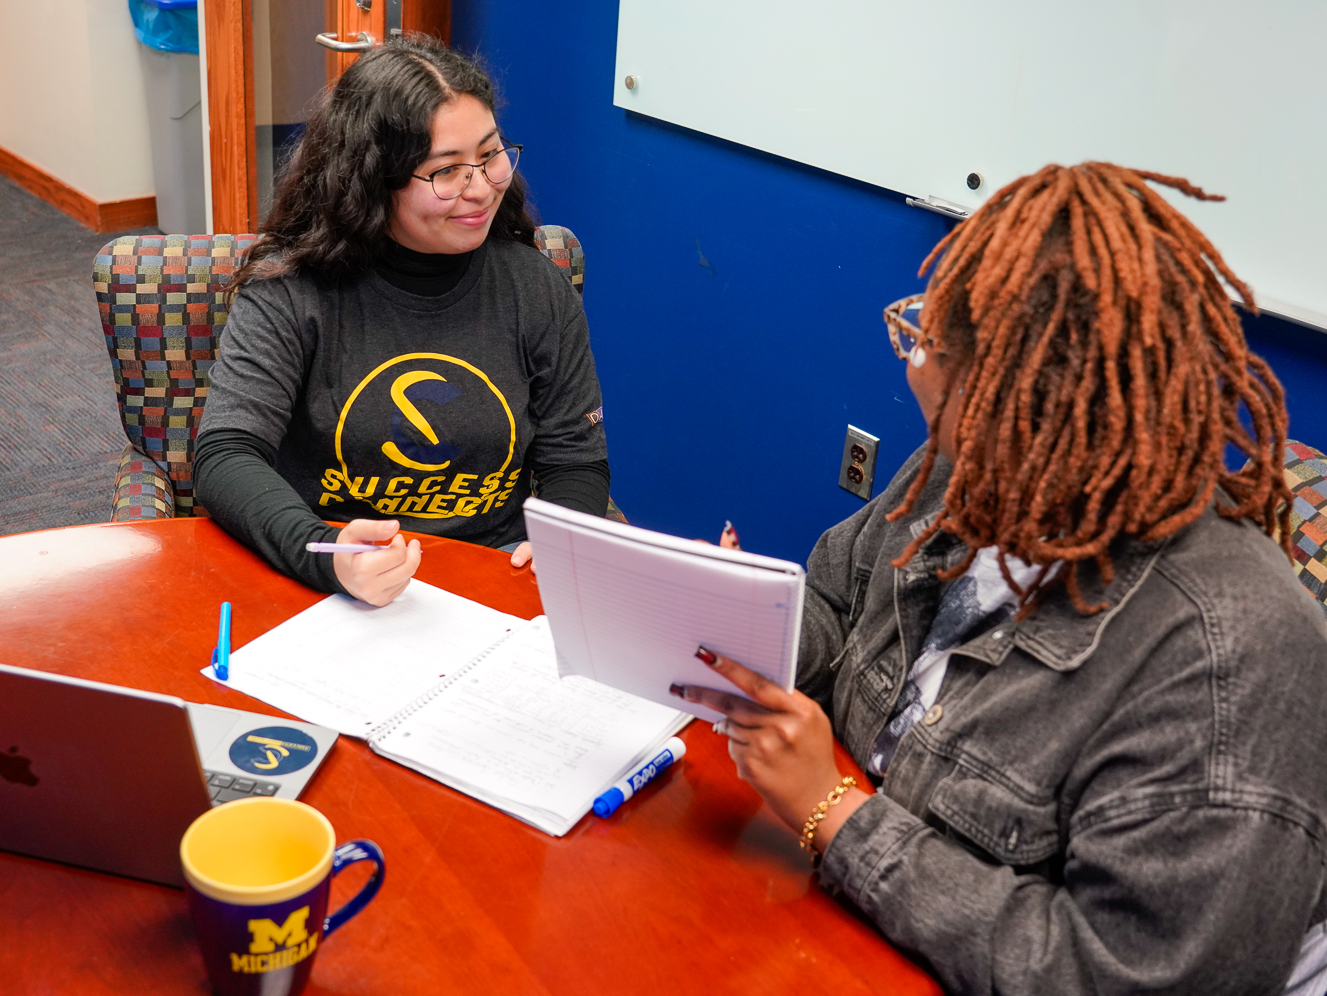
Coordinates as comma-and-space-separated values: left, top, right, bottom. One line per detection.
838, 425, 879, 500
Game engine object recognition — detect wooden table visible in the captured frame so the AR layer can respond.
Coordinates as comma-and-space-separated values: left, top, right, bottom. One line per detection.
0, 518, 939, 995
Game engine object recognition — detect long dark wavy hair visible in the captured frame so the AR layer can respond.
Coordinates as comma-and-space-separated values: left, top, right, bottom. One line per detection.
230, 37, 537, 294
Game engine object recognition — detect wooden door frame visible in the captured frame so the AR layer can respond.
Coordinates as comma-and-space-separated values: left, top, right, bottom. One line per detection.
202, 0, 450, 236
204, 0, 258, 234
405, 0, 451, 45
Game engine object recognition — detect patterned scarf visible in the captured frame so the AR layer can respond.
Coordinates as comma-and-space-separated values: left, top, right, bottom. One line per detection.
868, 546, 1047, 776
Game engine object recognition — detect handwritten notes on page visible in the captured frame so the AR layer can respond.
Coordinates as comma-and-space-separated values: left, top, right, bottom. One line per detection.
201, 581, 691, 835
370, 618, 690, 836
207, 582, 522, 735
522, 497, 806, 723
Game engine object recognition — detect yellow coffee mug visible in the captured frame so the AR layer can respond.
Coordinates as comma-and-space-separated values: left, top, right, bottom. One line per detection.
180, 797, 383, 996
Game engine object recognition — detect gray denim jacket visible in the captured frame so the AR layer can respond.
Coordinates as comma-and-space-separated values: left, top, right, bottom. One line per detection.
800, 446, 1327, 995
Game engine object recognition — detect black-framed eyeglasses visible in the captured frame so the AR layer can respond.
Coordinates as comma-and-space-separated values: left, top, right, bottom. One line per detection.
411, 144, 523, 201
883, 293, 931, 361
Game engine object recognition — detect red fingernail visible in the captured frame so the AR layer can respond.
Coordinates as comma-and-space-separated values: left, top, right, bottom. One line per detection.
695, 647, 717, 666
669, 683, 686, 697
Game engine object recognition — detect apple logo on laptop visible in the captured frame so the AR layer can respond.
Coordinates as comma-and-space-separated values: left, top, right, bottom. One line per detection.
1, 746, 38, 787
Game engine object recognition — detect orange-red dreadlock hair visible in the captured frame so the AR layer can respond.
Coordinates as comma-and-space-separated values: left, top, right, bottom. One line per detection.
888, 162, 1293, 615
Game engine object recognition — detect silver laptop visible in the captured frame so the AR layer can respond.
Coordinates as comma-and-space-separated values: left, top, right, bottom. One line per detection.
0, 662, 338, 887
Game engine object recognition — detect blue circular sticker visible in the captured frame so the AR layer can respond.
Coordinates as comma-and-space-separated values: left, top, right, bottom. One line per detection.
228, 726, 319, 776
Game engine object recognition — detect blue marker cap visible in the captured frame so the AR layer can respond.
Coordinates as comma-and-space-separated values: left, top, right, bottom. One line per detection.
593, 787, 625, 818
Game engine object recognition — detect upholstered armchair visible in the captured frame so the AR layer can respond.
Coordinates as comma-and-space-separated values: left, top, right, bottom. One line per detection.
1284, 441, 1327, 617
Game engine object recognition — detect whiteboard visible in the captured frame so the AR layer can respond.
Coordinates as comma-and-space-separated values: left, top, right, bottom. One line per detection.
614, 0, 1327, 329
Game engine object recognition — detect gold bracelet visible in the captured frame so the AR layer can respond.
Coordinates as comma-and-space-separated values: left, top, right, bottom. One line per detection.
798, 775, 858, 861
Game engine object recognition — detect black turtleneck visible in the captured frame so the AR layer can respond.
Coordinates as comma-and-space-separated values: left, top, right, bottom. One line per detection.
374, 239, 473, 296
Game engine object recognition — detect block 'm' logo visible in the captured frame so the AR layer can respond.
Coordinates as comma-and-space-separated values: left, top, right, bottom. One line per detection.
229, 906, 320, 974
248, 908, 310, 953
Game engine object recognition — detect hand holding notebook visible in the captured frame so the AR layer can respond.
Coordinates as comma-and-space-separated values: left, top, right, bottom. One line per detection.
523, 498, 807, 722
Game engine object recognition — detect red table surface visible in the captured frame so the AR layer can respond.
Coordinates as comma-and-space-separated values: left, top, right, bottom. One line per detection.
0, 518, 939, 995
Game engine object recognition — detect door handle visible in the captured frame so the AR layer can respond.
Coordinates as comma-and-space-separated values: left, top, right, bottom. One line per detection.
315, 31, 375, 52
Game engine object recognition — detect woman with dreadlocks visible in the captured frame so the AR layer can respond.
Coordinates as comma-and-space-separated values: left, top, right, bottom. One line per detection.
674, 162, 1327, 993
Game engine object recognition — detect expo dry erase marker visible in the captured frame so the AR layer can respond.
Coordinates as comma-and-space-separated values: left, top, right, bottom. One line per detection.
305, 542, 387, 554
593, 736, 687, 818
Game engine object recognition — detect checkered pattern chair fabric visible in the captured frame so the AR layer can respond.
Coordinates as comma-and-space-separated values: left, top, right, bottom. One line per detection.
111, 441, 175, 520
532, 225, 585, 295
95, 234, 255, 519
95, 227, 624, 524
1284, 440, 1327, 617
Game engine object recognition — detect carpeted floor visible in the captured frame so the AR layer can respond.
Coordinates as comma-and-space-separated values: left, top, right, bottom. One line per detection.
0, 175, 159, 535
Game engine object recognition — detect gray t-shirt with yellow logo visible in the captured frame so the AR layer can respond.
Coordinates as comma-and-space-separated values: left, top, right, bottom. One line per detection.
200, 239, 606, 556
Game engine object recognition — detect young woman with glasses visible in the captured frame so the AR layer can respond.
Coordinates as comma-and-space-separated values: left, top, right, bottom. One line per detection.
196, 38, 609, 605
674, 163, 1327, 994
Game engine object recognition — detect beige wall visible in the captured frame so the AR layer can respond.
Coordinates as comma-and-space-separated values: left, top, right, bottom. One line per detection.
0, 0, 154, 202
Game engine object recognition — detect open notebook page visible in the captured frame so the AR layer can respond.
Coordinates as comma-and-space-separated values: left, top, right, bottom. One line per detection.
205, 581, 523, 735
370, 618, 690, 836
522, 498, 805, 723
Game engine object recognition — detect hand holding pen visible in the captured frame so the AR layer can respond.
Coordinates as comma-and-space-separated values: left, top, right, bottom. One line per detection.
311, 535, 537, 575
308, 519, 421, 607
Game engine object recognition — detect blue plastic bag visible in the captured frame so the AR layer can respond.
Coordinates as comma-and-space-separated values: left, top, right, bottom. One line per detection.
128, 0, 199, 55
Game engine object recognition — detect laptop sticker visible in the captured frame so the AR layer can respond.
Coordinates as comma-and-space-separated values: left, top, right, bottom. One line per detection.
229, 727, 319, 776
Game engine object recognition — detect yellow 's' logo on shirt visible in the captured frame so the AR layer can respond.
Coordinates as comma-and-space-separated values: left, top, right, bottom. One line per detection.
324, 353, 520, 519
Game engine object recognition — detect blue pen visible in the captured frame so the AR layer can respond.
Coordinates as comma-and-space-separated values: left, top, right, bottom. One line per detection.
593, 736, 687, 818
211, 601, 232, 681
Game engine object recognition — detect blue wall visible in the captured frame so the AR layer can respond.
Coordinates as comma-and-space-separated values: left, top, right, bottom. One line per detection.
453, 3, 1327, 566
1242, 313, 1327, 458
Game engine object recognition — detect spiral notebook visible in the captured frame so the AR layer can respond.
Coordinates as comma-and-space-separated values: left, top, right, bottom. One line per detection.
523, 498, 806, 723
204, 583, 689, 836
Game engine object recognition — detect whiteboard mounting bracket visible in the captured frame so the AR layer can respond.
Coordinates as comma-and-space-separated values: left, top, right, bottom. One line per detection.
906, 195, 972, 221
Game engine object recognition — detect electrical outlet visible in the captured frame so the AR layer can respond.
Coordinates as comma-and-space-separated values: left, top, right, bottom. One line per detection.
838, 425, 879, 500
